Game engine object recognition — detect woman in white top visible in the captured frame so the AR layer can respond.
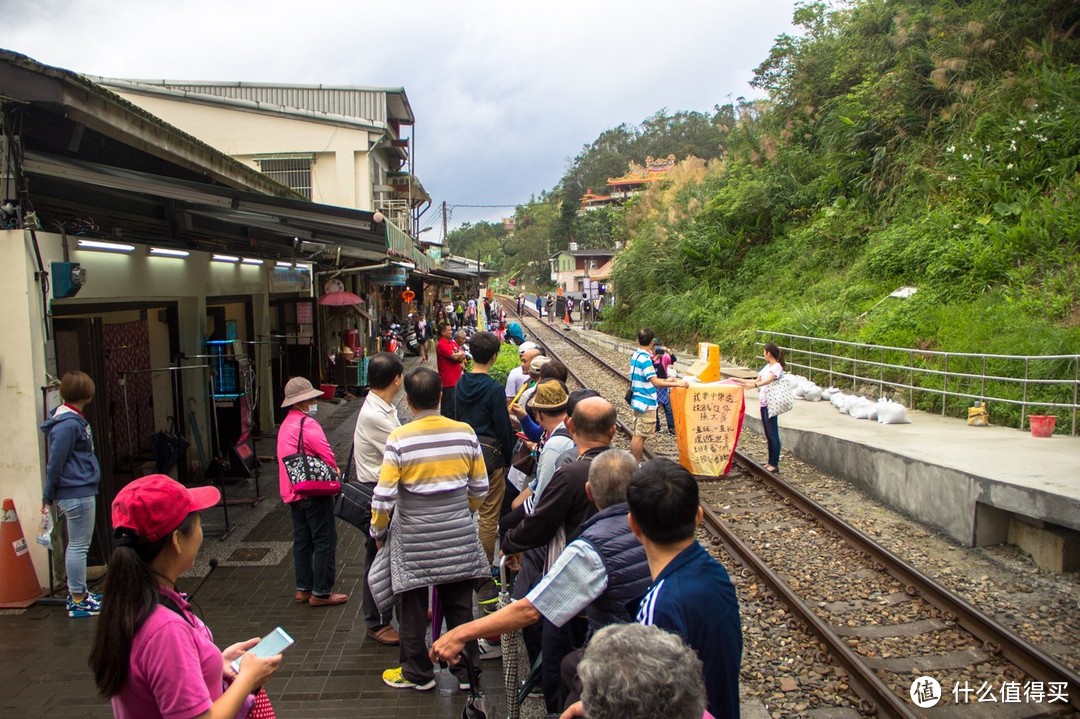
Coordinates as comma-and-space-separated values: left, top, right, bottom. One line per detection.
735, 342, 786, 472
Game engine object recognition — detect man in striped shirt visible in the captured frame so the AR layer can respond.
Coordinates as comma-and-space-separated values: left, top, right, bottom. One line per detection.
629, 328, 688, 463
371, 366, 490, 691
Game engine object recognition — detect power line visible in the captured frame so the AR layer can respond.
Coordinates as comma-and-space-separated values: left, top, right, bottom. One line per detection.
448, 203, 521, 208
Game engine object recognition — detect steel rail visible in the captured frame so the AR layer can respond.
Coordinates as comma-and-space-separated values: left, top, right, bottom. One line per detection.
699, 502, 917, 718
740, 453, 1080, 704
504, 295, 1080, 711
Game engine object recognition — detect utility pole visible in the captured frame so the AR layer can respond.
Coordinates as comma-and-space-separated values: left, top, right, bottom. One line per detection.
441, 201, 448, 246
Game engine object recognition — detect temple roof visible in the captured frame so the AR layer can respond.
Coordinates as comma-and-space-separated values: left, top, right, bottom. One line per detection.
605, 154, 676, 187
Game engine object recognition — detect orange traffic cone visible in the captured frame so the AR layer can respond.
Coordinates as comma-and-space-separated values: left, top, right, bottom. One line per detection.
0, 499, 43, 608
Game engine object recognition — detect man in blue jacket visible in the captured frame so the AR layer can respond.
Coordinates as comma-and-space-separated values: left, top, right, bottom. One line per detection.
628, 459, 742, 719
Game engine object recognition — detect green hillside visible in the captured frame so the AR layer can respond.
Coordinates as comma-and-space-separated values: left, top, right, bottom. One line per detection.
452, 0, 1080, 427
607, 0, 1080, 360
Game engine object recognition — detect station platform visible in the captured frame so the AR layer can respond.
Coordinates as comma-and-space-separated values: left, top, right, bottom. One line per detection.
0, 379, 531, 719
559, 319, 1080, 572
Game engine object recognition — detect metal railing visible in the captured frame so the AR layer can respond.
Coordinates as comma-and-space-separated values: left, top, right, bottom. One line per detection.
756, 331, 1080, 435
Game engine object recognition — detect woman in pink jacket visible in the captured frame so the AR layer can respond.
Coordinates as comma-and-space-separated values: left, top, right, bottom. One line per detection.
277, 377, 348, 606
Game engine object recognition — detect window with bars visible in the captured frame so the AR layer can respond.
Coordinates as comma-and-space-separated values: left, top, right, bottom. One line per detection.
256, 156, 313, 199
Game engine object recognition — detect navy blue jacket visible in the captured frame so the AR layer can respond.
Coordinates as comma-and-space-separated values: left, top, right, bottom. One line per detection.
40, 405, 101, 504
455, 372, 515, 465
576, 502, 651, 633
636, 541, 742, 719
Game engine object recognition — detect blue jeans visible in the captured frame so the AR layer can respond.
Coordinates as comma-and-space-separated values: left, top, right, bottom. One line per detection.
289, 496, 338, 597
760, 405, 781, 468
57, 495, 96, 596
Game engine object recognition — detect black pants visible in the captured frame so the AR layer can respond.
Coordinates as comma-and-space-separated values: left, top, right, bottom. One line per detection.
355, 483, 393, 629
399, 579, 478, 684
441, 385, 457, 420
541, 616, 587, 713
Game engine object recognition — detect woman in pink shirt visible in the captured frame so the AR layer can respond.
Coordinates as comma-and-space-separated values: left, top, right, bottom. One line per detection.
89, 474, 281, 718
276, 377, 348, 606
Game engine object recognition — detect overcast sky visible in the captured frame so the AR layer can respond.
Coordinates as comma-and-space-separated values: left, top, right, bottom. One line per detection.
6, 0, 797, 234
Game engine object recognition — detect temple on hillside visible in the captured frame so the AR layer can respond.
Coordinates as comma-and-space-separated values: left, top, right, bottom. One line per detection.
579, 154, 677, 210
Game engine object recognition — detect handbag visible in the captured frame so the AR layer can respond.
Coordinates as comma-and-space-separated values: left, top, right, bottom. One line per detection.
766, 375, 795, 418
281, 417, 341, 497
248, 687, 276, 719
623, 386, 634, 405
333, 445, 374, 530
149, 416, 190, 474
478, 436, 505, 471
510, 438, 536, 476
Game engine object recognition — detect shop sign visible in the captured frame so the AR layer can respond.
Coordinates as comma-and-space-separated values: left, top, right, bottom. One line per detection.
269, 266, 313, 293
371, 267, 407, 286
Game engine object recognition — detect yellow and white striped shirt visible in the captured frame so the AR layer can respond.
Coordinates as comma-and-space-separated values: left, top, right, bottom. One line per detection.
370, 411, 488, 538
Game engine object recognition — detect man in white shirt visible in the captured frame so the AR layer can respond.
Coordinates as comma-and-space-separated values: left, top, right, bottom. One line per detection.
351, 351, 405, 646
506, 341, 541, 400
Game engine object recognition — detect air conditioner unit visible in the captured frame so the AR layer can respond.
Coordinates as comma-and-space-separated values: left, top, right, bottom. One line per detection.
51, 262, 86, 298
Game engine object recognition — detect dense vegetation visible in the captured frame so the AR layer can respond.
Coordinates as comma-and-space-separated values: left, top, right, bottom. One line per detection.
452, 0, 1080, 427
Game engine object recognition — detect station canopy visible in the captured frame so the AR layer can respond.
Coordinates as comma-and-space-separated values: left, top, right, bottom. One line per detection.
1, 50, 410, 264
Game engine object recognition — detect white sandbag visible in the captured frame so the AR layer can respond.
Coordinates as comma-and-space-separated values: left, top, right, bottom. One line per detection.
821, 387, 839, 401
792, 384, 807, 399
804, 385, 823, 402
849, 400, 875, 420
877, 400, 911, 425
841, 394, 864, 413
831, 392, 847, 410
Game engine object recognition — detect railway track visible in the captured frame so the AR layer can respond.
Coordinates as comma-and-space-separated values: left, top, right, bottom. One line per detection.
498, 297, 1079, 717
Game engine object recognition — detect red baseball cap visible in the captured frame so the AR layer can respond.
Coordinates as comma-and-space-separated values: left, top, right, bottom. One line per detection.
112, 474, 221, 542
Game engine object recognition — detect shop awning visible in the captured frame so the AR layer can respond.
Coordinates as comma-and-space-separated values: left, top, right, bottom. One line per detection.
22, 151, 390, 260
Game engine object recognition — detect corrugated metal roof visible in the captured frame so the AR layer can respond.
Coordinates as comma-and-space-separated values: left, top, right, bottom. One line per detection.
98, 80, 414, 125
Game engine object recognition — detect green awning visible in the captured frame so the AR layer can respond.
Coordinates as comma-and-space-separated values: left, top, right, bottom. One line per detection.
386, 219, 411, 258
410, 245, 435, 271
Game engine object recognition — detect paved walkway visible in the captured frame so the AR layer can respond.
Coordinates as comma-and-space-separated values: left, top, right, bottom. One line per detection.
0, 358, 532, 719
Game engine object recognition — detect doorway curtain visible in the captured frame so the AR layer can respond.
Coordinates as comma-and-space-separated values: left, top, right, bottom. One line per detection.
103, 320, 154, 461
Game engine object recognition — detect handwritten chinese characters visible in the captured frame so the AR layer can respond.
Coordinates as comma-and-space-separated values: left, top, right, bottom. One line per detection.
671, 383, 745, 477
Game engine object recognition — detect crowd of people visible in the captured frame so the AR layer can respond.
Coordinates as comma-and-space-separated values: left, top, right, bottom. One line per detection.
68, 292, 795, 719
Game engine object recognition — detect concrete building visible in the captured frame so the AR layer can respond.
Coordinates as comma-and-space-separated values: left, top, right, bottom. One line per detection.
0, 50, 420, 588
549, 244, 613, 298
94, 78, 430, 232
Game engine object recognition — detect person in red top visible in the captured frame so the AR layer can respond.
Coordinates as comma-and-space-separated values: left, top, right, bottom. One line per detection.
435, 321, 467, 420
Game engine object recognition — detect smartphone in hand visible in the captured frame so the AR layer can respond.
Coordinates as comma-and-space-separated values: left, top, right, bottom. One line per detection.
231, 627, 294, 673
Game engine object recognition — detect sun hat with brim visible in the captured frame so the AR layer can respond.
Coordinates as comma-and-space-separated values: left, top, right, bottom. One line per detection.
281, 376, 323, 408
112, 474, 221, 543
517, 341, 538, 356
526, 379, 569, 413
528, 355, 551, 377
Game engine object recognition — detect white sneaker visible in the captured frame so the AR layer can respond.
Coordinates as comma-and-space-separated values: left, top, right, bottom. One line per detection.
478, 637, 502, 660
